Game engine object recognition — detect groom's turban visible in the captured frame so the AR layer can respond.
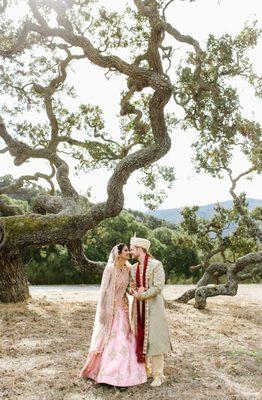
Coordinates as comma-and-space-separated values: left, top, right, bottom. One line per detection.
130, 236, 151, 251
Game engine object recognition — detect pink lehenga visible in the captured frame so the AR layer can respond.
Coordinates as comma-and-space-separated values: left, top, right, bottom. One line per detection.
79, 246, 147, 387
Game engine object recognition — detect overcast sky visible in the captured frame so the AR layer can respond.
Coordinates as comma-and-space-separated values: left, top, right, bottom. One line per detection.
1, 0, 261, 211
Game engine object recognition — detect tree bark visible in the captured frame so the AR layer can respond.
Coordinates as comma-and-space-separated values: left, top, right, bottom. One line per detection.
0, 247, 30, 303
66, 239, 105, 276
173, 252, 262, 309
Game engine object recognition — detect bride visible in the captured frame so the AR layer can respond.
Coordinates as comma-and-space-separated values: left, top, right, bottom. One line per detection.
79, 243, 147, 387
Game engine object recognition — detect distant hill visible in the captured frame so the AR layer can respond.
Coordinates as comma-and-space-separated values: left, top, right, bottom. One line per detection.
126, 208, 178, 230
145, 198, 262, 225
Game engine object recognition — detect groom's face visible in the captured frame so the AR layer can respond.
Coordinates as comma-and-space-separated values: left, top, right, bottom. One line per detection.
130, 245, 139, 260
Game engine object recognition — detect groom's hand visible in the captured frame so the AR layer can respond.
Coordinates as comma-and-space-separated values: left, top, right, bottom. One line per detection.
137, 286, 146, 294
131, 288, 143, 300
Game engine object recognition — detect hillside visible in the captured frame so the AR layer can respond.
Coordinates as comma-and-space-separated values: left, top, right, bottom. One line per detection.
146, 198, 262, 224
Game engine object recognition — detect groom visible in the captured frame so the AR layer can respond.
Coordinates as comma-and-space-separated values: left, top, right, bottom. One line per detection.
128, 235, 173, 387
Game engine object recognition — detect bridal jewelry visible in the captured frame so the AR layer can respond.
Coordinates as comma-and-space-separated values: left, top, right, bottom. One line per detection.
115, 256, 125, 270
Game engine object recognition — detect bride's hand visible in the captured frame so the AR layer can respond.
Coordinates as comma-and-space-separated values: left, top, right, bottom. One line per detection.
137, 286, 146, 294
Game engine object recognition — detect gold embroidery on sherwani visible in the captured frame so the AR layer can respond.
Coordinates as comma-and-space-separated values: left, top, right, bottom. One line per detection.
132, 260, 150, 356
143, 263, 149, 354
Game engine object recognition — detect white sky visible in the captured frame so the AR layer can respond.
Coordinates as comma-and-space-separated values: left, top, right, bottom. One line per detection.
0, 0, 261, 211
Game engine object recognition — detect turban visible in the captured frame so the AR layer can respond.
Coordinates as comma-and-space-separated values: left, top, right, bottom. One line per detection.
130, 236, 151, 251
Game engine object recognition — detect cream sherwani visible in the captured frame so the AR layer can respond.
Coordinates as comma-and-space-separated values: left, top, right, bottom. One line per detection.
127, 258, 173, 357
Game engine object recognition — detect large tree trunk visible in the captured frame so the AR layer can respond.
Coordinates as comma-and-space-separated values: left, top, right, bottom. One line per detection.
0, 247, 30, 303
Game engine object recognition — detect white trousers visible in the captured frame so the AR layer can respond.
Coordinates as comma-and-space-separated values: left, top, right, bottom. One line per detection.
145, 354, 164, 379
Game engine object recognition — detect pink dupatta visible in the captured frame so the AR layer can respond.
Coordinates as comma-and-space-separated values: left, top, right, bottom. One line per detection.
80, 246, 122, 378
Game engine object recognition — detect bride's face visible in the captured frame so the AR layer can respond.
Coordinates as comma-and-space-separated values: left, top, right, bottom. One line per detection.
119, 245, 130, 260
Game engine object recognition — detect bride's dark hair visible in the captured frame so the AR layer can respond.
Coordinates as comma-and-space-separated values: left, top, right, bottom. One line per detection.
117, 243, 127, 254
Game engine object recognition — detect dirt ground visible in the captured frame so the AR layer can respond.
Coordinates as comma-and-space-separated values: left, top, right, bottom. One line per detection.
0, 284, 261, 400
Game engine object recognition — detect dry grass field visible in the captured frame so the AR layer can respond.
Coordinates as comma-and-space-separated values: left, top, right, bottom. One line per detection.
0, 284, 261, 400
